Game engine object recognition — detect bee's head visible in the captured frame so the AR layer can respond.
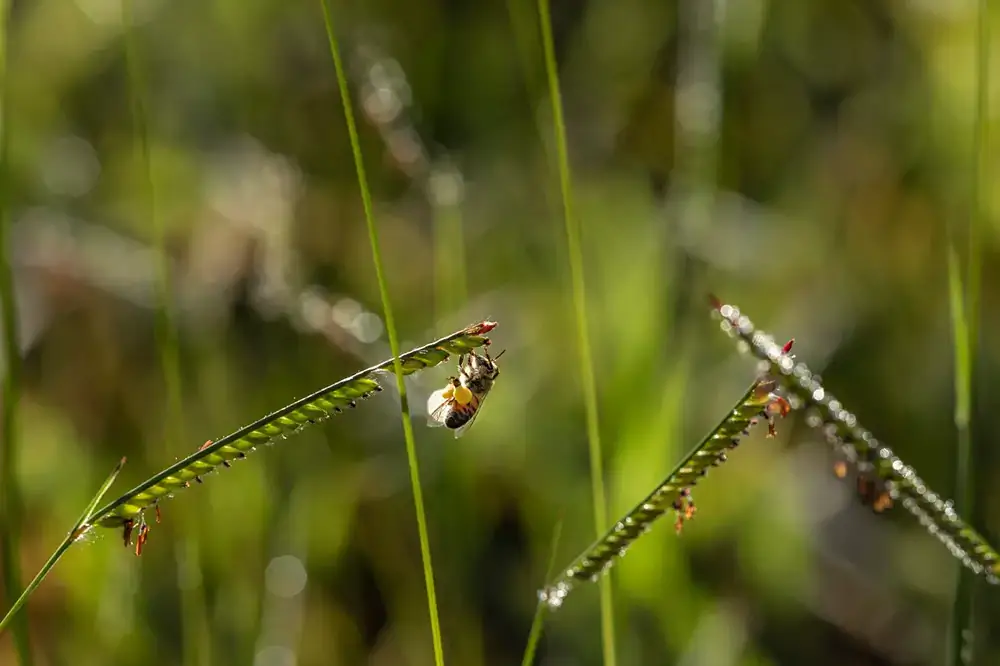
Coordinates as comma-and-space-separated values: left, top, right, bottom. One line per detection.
486, 348, 505, 378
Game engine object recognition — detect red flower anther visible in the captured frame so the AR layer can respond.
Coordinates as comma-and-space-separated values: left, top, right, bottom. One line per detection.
467, 321, 498, 335
135, 524, 150, 556
155, 505, 162, 524
873, 492, 893, 513
122, 519, 135, 548
672, 489, 698, 533
684, 498, 697, 521
763, 394, 791, 437
781, 338, 795, 355
766, 395, 791, 419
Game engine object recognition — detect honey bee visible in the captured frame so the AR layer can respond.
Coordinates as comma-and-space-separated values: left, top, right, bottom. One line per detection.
426, 347, 504, 437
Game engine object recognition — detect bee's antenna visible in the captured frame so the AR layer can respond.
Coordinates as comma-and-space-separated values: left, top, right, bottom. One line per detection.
493, 349, 506, 361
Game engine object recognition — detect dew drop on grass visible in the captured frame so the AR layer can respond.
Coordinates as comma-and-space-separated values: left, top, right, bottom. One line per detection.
540, 581, 571, 610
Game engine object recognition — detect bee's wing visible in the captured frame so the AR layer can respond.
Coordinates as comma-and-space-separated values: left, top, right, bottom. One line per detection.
426, 388, 452, 427
452, 388, 491, 439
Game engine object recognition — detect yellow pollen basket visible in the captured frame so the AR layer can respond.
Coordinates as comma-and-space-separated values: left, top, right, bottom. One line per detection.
452, 385, 473, 405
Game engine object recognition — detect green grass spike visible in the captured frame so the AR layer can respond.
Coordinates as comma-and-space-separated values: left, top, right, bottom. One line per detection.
540, 378, 788, 609
88, 320, 496, 532
711, 297, 1000, 583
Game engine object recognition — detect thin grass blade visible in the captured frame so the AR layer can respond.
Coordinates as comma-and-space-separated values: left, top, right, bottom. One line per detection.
0, 0, 29, 655
78, 457, 128, 526
318, 5, 447, 664
947, 1, 989, 663
535, 0, 616, 661
520, 520, 564, 666
0, 457, 126, 636
121, 5, 209, 662
540, 379, 786, 609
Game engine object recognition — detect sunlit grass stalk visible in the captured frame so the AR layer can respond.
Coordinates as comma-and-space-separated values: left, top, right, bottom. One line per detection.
520, 520, 563, 666
711, 299, 1000, 581
89, 322, 493, 525
120, 6, 210, 665
539, 379, 786, 608
947, 2, 988, 664
318, 7, 445, 663
535, 1, 616, 663
0, 459, 126, 635
0, 0, 31, 660
0, 323, 493, 635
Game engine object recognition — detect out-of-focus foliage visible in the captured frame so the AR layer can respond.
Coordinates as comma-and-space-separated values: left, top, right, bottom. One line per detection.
1, 0, 999, 665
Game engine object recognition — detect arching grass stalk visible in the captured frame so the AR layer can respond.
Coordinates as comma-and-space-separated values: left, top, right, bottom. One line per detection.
0, 322, 494, 637
520, 520, 564, 666
90, 322, 494, 530
120, 5, 209, 664
539, 378, 789, 609
0, 0, 31, 659
319, 5, 445, 665
0, 458, 126, 635
535, 0, 616, 662
947, 1, 989, 663
711, 298, 1000, 581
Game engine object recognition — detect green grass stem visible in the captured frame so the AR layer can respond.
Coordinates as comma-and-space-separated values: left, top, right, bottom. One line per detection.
120, 7, 210, 665
535, 1, 616, 662
0, 0, 31, 659
318, 7, 445, 663
947, 2, 988, 664
0, 458, 126, 636
520, 520, 563, 666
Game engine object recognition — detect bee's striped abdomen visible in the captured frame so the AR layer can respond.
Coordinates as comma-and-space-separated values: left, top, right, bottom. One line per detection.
444, 402, 476, 429
444, 410, 471, 429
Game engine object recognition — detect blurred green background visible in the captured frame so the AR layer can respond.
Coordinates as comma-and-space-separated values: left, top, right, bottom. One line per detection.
1, 0, 999, 664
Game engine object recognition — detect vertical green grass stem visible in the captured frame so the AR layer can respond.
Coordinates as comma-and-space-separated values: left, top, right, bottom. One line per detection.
318, 4, 445, 665
535, 1, 616, 664
0, 0, 31, 660
520, 520, 563, 666
120, 5, 210, 665
947, 3, 988, 665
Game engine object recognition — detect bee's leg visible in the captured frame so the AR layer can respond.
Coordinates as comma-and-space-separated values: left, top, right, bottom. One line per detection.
457, 354, 472, 380
447, 376, 460, 387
